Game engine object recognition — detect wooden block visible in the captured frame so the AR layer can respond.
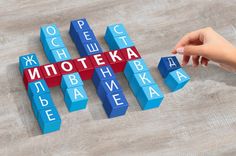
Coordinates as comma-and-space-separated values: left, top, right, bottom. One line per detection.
73, 57, 94, 80
164, 68, 190, 92
104, 50, 126, 73
136, 84, 164, 110
40, 63, 62, 88
23, 67, 44, 90
157, 56, 181, 78
64, 86, 88, 112
120, 46, 141, 61
56, 60, 77, 75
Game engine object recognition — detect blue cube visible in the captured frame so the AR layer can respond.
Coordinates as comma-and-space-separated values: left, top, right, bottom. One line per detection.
124, 58, 148, 82
129, 71, 156, 96
158, 56, 181, 78
105, 24, 128, 39
64, 86, 88, 112
137, 84, 164, 110
70, 18, 91, 33
50, 48, 71, 63
80, 40, 103, 57
76, 30, 96, 43
92, 65, 116, 88
40, 24, 60, 42
28, 79, 50, 98
31, 93, 55, 119
97, 78, 122, 101
37, 107, 61, 134
61, 72, 83, 91
43, 36, 65, 54
103, 91, 128, 118
19, 53, 40, 75
113, 35, 134, 50
164, 68, 190, 91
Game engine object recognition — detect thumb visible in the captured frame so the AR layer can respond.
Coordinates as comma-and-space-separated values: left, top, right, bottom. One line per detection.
177, 45, 206, 56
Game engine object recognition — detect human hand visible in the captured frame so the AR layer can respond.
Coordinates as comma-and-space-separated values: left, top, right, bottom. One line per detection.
172, 27, 236, 72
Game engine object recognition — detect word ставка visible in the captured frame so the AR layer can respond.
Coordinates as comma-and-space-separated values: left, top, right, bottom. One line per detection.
19, 18, 190, 134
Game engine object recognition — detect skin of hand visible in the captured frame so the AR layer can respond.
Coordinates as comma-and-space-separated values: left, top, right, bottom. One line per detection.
171, 27, 236, 72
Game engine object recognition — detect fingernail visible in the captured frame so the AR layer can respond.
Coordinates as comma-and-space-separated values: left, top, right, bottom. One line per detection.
176, 47, 184, 54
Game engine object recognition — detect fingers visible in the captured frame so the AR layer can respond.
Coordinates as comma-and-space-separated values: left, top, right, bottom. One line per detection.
182, 55, 190, 66
200, 57, 209, 66
192, 55, 200, 67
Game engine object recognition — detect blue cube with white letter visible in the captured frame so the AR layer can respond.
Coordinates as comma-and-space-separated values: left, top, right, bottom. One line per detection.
64, 86, 88, 112
129, 71, 156, 96
61, 72, 83, 91
49, 47, 71, 63
37, 107, 61, 134
124, 58, 148, 82
164, 68, 190, 91
40, 24, 61, 43
28, 79, 50, 98
19, 53, 40, 75
92, 65, 116, 88
103, 91, 128, 118
137, 84, 164, 110
31, 93, 55, 119
158, 56, 181, 78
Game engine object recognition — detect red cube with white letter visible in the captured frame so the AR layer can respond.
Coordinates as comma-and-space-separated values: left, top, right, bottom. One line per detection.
23, 67, 44, 90
120, 46, 141, 61
40, 63, 62, 88
73, 57, 94, 80
56, 60, 77, 75
89, 53, 109, 68
104, 49, 126, 73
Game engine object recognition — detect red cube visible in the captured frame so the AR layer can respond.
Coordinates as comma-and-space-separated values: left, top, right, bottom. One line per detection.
120, 46, 141, 61
89, 53, 109, 68
23, 67, 44, 90
104, 50, 126, 73
40, 63, 62, 88
73, 57, 94, 80
56, 60, 77, 75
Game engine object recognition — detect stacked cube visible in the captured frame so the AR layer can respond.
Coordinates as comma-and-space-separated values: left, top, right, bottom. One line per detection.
104, 24, 134, 50
19, 54, 61, 134
40, 24, 71, 63
158, 56, 190, 91
69, 19, 128, 118
105, 24, 164, 110
40, 24, 88, 112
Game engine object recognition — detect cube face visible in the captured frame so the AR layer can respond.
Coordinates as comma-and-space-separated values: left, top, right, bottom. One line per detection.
106, 24, 128, 38
73, 57, 94, 80
97, 78, 122, 101
92, 65, 116, 88
76, 30, 96, 43
61, 72, 83, 91
64, 86, 88, 112
121, 46, 141, 61
82, 41, 103, 56
104, 50, 126, 73
103, 91, 128, 118
114, 35, 134, 49
19, 53, 40, 75
124, 58, 149, 81
164, 68, 190, 91
40, 24, 60, 41
70, 19, 91, 33
32, 94, 55, 119
50, 48, 71, 63
28, 79, 50, 98
89, 53, 109, 68
158, 56, 181, 78
56, 60, 77, 75
129, 71, 156, 96
38, 107, 61, 134
40, 64, 61, 88
23, 67, 44, 89
45, 37, 65, 52
137, 84, 164, 110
